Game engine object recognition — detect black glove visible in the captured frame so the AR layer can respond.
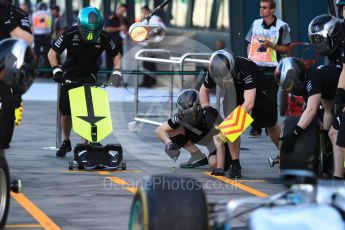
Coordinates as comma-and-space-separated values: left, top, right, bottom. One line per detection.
0, 94, 21, 110
280, 125, 304, 154
52, 66, 64, 83
211, 168, 224, 176
203, 106, 218, 129
108, 69, 123, 87
165, 142, 180, 160
333, 88, 345, 116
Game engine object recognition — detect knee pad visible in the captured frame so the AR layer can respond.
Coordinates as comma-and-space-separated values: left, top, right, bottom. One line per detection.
170, 134, 189, 147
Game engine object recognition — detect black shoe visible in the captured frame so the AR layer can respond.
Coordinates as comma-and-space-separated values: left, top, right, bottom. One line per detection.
268, 155, 280, 167
180, 157, 208, 168
56, 140, 72, 157
228, 164, 241, 178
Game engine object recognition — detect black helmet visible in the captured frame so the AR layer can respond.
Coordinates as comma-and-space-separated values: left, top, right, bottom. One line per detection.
0, 38, 36, 94
208, 49, 235, 88
308, 14, 341, 56
37, 2, 47, 11
176, 89, 203, 126
336, 0, 345, 6
176, 89, 200, 111
274, 57, 306, 96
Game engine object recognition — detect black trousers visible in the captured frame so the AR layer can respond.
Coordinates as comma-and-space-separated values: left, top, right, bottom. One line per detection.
142, 61, 157, 86
33, 34, 51, 69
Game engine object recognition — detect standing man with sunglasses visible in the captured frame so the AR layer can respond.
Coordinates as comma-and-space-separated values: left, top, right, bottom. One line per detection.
245, 0, 291, 144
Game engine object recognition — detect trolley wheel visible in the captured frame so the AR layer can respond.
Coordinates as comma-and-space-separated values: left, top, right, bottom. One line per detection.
121, 162, 126, 170
68, 162, 74, 170
77, 165, 85, 170
11, 180, 22, 193
0, 154, 10, 229
268, 156, 280, 167
129, 175, 208, 230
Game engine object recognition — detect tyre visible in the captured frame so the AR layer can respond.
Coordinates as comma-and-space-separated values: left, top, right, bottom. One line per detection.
121, 162, 126, 170
280, 116, 321, 175
129, 175, 209, 230
68, 162, 74, 170
11, 180, 22, 193
0, 154, 10, 229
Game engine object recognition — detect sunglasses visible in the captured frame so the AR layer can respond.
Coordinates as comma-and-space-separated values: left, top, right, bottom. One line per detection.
260, 6, 270, 9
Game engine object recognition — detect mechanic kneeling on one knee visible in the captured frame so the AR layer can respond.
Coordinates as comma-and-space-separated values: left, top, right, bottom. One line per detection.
155, 89, 231, 176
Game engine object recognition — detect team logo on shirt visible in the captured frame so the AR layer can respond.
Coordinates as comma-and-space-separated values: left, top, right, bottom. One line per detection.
72, 34, 80, 41
171, 115, 180, 125
55, 36, 63, 48
21, 19, 30, 28
306, 80, 312, 93
110, 40, 116, 50
243, 75, 253, 84
205, 74, 210, 84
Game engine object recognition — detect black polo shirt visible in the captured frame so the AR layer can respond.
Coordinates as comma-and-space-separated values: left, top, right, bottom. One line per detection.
306, 64, 341, 100
52, 26, 119, 77
0, 4, 19, 40
203, 56, 257, 105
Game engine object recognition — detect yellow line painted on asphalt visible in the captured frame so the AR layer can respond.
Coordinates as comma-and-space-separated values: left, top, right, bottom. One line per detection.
235, 180, 266, 183
98, 171, 111, 176
205, 172, 269, 198
105, 176, 137, 194
97, 172, 137, 194
6, 224, 42, 228
11, 192, 61, 230
62, 170, 143, 173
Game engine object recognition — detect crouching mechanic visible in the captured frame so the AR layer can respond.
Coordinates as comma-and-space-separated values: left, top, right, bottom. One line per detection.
276, 13, 344, 177
0, 38, 35, 157
200, 49, 281, 178
47, 7, 123, 157
155, 89, 231, 175
330, 0, 345, 180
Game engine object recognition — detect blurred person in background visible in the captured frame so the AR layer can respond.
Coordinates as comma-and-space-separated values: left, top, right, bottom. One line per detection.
215, 40, 225, 50
105, 4, 128, 73
51, 5, 65, 41
32, 2, 52, 74
20, 2, 30, 14
245, 0, 291, 138
139, 5, 165, 88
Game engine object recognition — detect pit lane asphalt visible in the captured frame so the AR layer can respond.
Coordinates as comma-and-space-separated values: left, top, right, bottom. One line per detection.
4, 81, 284, 230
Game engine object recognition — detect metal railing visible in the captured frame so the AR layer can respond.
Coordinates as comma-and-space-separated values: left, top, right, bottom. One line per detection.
133, 49, 213, 125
